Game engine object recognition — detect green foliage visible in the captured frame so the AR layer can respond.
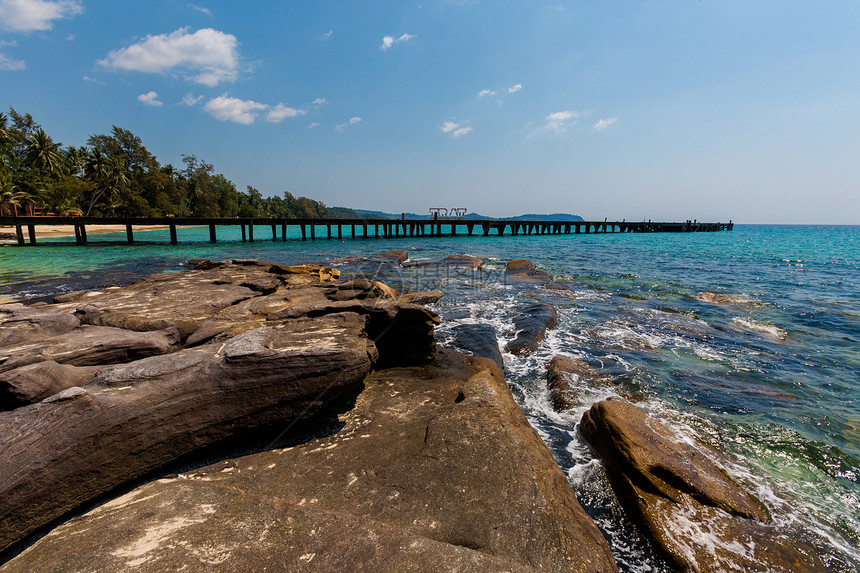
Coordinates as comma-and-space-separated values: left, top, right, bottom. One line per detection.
0, 107, 338, 219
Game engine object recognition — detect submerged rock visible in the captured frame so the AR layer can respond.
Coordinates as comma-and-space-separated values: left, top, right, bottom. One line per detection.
2, 352, 618, 573
505, 303, 559, 355
580, 398, 826, 572
448, 323, 504, 368
408, 254, 484, 270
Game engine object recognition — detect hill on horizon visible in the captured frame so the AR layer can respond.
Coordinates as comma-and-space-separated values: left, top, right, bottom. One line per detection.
329, 208, 584, 222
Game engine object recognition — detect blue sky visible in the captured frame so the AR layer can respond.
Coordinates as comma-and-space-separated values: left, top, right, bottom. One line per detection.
1, 1, 858, 223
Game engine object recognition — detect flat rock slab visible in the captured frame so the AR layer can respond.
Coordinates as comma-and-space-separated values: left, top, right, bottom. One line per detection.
3, 352, 618, 573
580, 398, 826, 572
505, 303, 559, 355
0, 325, 180, 374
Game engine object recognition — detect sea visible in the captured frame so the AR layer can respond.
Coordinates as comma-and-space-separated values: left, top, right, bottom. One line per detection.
1, 223, 858, 572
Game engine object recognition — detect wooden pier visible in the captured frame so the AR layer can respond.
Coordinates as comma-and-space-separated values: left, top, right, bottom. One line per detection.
0, 216, 733, 246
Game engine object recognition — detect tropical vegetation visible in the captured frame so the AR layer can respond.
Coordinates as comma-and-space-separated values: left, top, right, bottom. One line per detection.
0, 107, 355, 219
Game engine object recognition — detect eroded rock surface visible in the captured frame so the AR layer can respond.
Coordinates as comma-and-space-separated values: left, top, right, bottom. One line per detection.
3, 352, 618, 573
0, 259, 440, 554
580, 398, 826, 572
505, 303, 559, 355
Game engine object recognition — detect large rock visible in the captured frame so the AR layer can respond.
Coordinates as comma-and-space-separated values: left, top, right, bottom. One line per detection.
448, 323, 504, 369
580, 398, 826, 572
545, 356, 603, 411
373, 250, 408, 265
0, 313, 377, 554
0, 259, 441, 555
505, 303, 559, 355
506, 259, 553, 283
2, 352, 618, 573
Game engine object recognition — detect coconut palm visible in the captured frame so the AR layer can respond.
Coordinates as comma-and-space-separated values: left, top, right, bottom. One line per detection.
24, 128, 64, 177
65, 146, 86, 178
84, 154, 128, 216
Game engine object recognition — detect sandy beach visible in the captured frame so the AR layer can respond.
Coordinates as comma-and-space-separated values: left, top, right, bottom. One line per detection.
0, 224, 177, 242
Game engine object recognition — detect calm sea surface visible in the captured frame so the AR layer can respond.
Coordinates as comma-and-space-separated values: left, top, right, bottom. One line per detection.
1, 224, 858, 571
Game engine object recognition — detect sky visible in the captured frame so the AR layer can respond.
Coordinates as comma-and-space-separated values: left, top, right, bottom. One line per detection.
1, 0, 858, 224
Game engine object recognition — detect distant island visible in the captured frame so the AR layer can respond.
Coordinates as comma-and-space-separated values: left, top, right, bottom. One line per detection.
329, 208, 585, 222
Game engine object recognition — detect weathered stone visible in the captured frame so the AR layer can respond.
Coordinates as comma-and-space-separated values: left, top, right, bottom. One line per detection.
373, 250, 408, 265
505, 259, 553, 283
0, 325, 180, 373
0, 361, 101, 410
545, 356, 602, 411
580, 399, 826, 572
399, 290, 444, 305
506, 259, 536, 274
0, 304, 81, 346
0, 312, 377, 554
2, 352, 618, 573
448, 323, 504, 368
505, 303, 559, 355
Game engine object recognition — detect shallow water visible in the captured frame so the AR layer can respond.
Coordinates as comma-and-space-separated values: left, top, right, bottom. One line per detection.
1, 224, 858, 571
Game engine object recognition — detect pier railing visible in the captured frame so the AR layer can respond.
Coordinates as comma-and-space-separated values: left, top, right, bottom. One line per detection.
0, 216, 733, 246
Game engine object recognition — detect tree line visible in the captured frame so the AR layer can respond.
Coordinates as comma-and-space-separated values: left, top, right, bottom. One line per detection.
0, 107, 357, 219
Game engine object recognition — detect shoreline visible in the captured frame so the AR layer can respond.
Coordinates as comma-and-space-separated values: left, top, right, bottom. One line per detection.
0, 224, 178, 242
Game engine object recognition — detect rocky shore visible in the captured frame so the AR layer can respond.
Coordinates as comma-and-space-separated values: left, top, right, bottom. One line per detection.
0, 256, 828, 571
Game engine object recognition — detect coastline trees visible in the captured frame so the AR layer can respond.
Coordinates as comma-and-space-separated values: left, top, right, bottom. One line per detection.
0, 106, 352, 219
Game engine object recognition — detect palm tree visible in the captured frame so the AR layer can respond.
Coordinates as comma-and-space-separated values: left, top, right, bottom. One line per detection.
65, 146, 86, 178
84, 153, 128, 216
24, 128, 64, 177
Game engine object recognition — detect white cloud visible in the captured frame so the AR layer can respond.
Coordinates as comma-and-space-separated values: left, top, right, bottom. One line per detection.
308, 122, 320, 129
441, 120, 472, 137
335, 116, 362, 131
137, 91, 163, 107
99, 27, 240, 86
478, 89, 496, 98
594, 117, 617, 131
0, 0, 83, 32
200, 94, 312, 125
322, 30, 333, 39
188, 3, 212, 16
312, 97, 326, 106
204, 94, 267, 125
507, 83, 522, 93
0, 52, 25, 70
0, 40, 24, 69
380, 32, 416, 51
545, 110, 581, 133
82, 75, 104, 84
266, 103, 306, 123
180, 92, 203, 106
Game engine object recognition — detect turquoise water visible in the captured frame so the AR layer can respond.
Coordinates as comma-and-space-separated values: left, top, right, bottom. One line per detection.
1, 224, 858, 571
